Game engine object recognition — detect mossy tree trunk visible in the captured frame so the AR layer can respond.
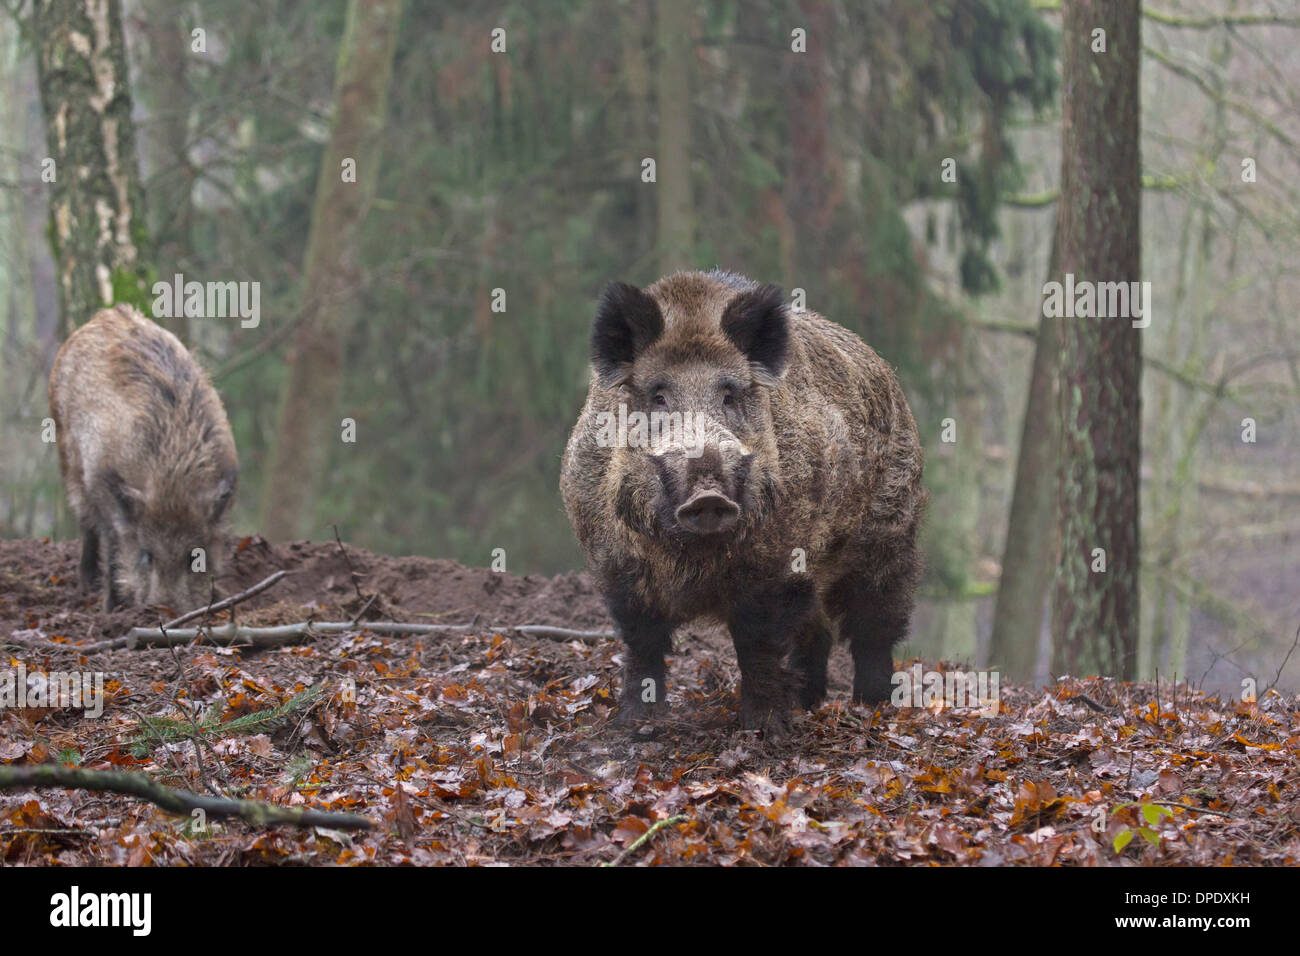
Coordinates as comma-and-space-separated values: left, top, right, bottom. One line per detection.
1051, 0, 1142, 679
261, 0, 404, 542
33, 0, 154, 334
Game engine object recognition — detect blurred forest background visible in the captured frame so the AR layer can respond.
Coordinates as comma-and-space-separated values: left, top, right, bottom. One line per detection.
0, 0, 1297, 693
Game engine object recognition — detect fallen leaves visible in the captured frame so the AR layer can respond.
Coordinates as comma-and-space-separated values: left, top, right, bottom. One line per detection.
2, 601, 1299, 866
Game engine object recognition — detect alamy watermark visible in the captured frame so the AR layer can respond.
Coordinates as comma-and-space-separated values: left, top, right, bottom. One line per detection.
593, 403, 711, 457
891, 663, 999, 717
1, 664, 104, 718
49, 886, 150, 936
1042, 272, 1152, 329
152, 273, 260, 328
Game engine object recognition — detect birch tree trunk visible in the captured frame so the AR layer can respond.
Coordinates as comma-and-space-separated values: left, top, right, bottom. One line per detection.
33, 0, 154, 334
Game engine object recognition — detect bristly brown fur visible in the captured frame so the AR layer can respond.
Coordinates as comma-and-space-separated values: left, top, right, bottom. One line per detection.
49, 305, 239, 613
561, 270, 926, 737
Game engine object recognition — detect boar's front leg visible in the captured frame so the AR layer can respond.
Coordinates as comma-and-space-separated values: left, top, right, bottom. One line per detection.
604, 580, 673, 727
729, 578, 816, 739
615, 621, 673, 727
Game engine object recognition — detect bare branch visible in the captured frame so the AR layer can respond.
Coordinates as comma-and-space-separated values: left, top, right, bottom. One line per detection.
99, 620, 617, 651
0, 765, 374, 829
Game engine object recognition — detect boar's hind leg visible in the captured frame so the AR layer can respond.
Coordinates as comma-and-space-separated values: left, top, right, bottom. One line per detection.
729, 578, 815, 738
833, 567, 916, 706
791, 611, 833, 710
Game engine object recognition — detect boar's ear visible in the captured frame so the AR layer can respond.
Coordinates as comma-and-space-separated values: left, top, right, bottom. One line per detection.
101, 469, 143, 522
211, 470, 237, 522
720, 284, 790, 385
591, 282, 664, 387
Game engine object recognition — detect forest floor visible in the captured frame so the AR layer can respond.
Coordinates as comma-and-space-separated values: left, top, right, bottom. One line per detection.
1, 535, 1297, 866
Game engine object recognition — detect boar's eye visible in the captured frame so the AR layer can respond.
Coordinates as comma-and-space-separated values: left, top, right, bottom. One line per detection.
722, 390, 735, 407
652, 391, 669, 409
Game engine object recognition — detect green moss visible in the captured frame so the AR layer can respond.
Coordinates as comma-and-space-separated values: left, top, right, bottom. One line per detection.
108, 265, 156, 312
45, 214, 60, 261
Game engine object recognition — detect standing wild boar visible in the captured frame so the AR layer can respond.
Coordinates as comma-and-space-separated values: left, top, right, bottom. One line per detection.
560, 271, 925, 737
49, 305, 238, 613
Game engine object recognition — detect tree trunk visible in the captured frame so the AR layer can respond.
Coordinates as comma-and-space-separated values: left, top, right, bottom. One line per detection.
989, 224, 1060, 682
135, 0, 194, 345
1051, 0, 1142, 679
655, 0, 692, 274
261, 0, 404, 542
783, 0, 831, 275
1, 14, 27, 356
622, 2, 653, 259
33, 0, 153, 334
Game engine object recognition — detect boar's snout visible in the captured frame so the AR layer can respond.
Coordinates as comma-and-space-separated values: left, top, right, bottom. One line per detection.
675, 490, 740, 535
645, 417, 758, 540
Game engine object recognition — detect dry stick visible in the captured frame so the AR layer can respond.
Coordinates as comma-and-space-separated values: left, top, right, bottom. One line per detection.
0, 765, 373, 829
1264, 621, 1300, 696
1166, 803, 1240, 820
111, 620, 617, 651
162, 569, 290, 629
349, 593, 378, 627
600, 814, 689, 867
78, 570, 290, 653
331, 524, 369, 603
1074, 694, 1110, 713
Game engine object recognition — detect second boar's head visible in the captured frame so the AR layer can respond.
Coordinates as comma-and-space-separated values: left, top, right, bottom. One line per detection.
99, 464, 237, 613
591, 276, 789, 545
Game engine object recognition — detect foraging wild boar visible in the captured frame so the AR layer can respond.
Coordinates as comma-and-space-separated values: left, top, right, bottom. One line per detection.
49, 305, 238, 613
560, 271, 925, 737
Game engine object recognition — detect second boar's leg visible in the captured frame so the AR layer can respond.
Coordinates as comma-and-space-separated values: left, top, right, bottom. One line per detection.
729, 578, 816, 737
100, 527, 125, 613
78, 523, 101, 594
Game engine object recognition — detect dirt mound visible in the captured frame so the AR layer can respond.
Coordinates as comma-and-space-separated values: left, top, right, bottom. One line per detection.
224, 535, 611, 628
0, 535, 612, 642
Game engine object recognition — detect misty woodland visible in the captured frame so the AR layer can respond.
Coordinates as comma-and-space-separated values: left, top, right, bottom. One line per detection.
0, 0, 1297, 874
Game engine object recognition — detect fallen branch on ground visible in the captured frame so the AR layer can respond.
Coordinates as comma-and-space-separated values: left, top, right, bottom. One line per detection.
600, 814, 689, 867
164, 570, 290, 628
0, 765, 374, 829
76, 570, 291, 653
107, 620, 617, 650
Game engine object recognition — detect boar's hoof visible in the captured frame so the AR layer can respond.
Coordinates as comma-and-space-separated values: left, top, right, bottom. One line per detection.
614, 697, 658, 731
675, 491, 740, 535
740, 699, 792, 740
851, 675, 895, 708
